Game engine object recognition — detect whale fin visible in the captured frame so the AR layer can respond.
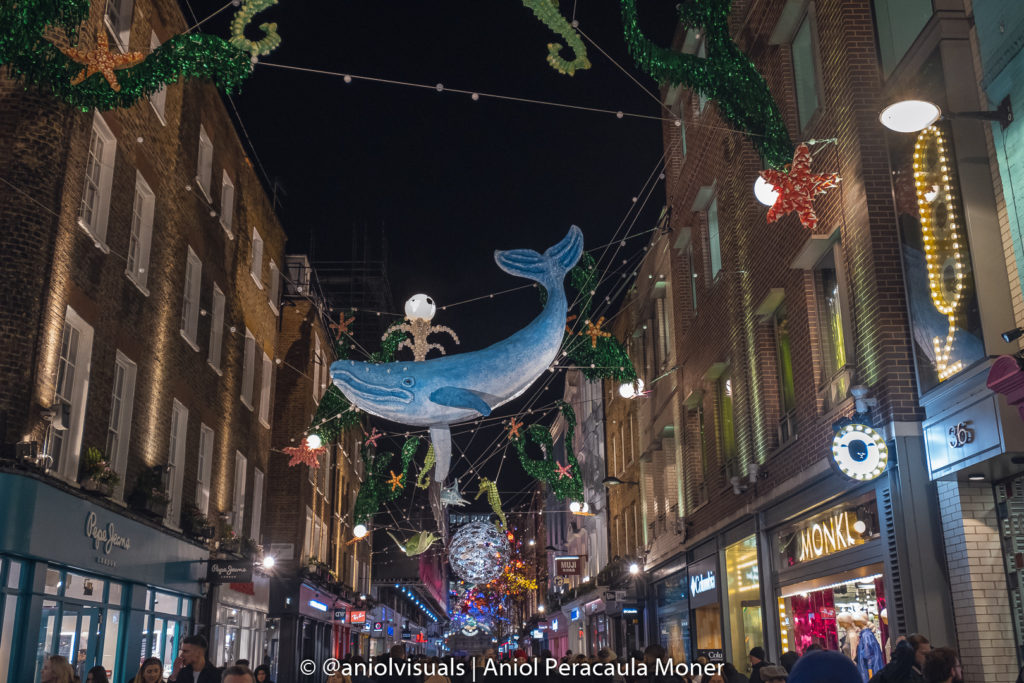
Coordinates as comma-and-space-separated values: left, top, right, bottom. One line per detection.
430, 425, 452, 482
429, 387, 493, 416
494, 225, 583, 289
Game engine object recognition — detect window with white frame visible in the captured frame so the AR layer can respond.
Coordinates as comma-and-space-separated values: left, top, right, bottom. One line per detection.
208, 285, 225, 371
241, 329, 255, 408
167, 399, 188, 526
250, 228, 264, 287
708, 197, 722, 278
791, 9, 822, 132
180, 247, 201, 347
106, 351, 136, 499
196, 125, 213, 199
47, 307, 94, 482
126, 171, 155, 293
233, 452, 247, 534
252, 469, 265, 541
79, 113, 116, 246
268, 260, 280, 314
196, 424, 214, 515
303, 507, 313, 561
219, 170, 234, 236
322, 447, 332, 503
104, 0, 134, 51
259, 352, 272, 426
319, 516, 327, 562
148, 32, 166, 121
313, 335, 323, 400
697, 39, 708, 113
313, 516, 323, 561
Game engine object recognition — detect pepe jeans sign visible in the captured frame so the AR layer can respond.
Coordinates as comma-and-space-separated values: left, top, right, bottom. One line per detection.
208, 559, 253, 585
84, 512, 132, 554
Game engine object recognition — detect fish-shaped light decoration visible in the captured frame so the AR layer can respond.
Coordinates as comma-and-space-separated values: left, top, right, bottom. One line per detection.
330, 226, 584, 495
388, 530, 440, 557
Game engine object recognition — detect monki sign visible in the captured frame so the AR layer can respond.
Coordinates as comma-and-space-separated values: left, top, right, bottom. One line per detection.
797, 511, 860, 562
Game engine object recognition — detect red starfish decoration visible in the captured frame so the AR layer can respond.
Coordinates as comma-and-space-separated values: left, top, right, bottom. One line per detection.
759, 143, 840, 230
555, 462, 572, 479
506, 418, 523, 441
58, 30, 145, 92
364, 427, 382, 448
386, 470, 405, 491
331, 312, 356, 337
283, 444, 325, 468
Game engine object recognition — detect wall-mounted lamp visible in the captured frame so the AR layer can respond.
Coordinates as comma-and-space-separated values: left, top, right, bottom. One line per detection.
879, 96, 1012, 133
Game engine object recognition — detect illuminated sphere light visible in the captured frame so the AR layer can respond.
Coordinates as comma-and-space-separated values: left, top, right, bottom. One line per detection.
569, 501, 581, 513
618, 378, 645, 399
305, 434, 322, 450
353, 523, 369, 539
404, 294, 437, 321
754, 176, 780, 206
831, 424, 889, 481
629, 562, 640, 575
262, 555, 275, 569
878, 100, 942, 133
448, 522, 510, 585
581, 502, 590, 513
853, 520, 867, 535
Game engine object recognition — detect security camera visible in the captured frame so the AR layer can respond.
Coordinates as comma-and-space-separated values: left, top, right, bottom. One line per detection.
850, 385, 877, 414
730, 476, 747, 495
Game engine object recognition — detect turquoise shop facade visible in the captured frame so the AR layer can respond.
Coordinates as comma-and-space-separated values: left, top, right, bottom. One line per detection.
0, 471, 208, 682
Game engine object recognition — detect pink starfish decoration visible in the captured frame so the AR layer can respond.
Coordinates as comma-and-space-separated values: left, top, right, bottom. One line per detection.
364, 427, 383, 448
283, 444, 324, 468
759, 143, 840, 230
555, 462, 572, 479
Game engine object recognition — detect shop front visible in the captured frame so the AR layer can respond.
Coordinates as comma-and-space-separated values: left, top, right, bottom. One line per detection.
546, 615, 569, 659
0, 471, 207, 683
687, 551, 724, 664
562, 602, 588, 656
651, 560, 690, 663
269, 579, 342, 680
209, 574, 270, 668
723, 533, 764, 669
770, 491, 889, 677
587, 601, 610, 657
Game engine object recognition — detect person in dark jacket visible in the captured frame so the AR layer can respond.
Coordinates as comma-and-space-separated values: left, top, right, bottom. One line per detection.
779, 653, 799, 674
722, 663, 749, 683
748, 648, 771, 683
868, 636, 929, 683
252, 665, 272, 683
789, 651, 860, 683
169, 635, 221, 683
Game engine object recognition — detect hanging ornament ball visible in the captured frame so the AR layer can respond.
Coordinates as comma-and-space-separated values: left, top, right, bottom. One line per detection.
405, 294, 436, 321
353, 524, 369, 539
305, 434, 322, 450
448, 522, 510, 585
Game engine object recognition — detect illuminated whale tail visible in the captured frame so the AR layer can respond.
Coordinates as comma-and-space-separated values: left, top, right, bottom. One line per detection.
494, 225, 583, 292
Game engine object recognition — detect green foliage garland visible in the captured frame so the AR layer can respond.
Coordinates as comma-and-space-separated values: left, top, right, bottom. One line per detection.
371, 325, 411, 364
619, 0, 793, 169
229, 0, 282, 57
308, 385, 359, 445
0, 0, 253, 110
521, 0, 591, 76
353, 436, 422, 526
513, 402, 583, 500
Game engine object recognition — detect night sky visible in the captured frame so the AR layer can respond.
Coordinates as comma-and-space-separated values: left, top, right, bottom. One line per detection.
190, 0, 679, 504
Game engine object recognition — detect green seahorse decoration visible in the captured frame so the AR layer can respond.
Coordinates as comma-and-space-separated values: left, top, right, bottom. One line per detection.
475, 477, 507, 530
619, 0, 793, 169
416, 445, 435, 489
521, 0, 591, 76
230, 0, 282, 57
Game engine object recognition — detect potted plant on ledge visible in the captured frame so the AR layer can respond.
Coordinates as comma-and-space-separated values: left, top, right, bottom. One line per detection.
128, 465, 170, 517
182, 504, 215, 540
219, 527, 241, 554
80, 447, 120, 496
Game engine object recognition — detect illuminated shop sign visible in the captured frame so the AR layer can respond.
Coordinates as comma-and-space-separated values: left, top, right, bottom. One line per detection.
831, 424, 888, 481
689, 571, 716, 596
570, 608, 580, 621
797, 511, 860, 562
308, 600, 328, 612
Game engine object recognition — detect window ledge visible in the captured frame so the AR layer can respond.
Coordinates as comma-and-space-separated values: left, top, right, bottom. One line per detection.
269, 302, 279, 316
149, 98, 167, 127
179, 329, 200, 352
77, 217, 110, 253
240, 397, 254, 411
207, 360, 223, 377
259, 418, 271, 430
194, 177, 212, 203
251, 272, 264, 290
126, 275, 150, 297
220, 220, 234, 239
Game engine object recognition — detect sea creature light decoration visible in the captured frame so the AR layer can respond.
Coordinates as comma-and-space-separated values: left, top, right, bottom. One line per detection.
448, 521, 511, 585
330, 226, 584, 499
388, 294, 461, 362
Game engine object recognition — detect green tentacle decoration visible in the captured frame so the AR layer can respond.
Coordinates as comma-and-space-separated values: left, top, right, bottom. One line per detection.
512, 402, 583, 500
619, 0, 793, 169
230, 0, 282, 57
521, 0, 591, 76
0, 0, 254, 110
352, 436, 421, 526
371, 324, 411, 364
416, 445, 436, 489
475, 477, 507, 530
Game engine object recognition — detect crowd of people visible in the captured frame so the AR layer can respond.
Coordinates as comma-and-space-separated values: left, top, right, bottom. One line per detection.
35, 631, 972, 683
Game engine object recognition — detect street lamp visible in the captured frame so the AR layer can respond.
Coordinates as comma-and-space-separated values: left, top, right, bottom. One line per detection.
538, 604, 546, 613
602, 476, 638, 487
261, 555, 276, 569
879, 96, 1013, 133
629, 563, 640, 575
353, 524, 369, 539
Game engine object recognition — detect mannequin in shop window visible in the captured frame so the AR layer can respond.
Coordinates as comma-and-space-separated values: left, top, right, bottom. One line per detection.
854, 613, 884, 682
838, 613, 859, 661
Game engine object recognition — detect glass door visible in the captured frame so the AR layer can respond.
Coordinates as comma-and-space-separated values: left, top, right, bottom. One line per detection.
37, 603, 103, 682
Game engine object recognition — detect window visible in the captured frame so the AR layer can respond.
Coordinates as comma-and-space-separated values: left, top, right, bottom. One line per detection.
196, 425, 214, 515
303, 507, 313, 560
219, 171, 234, 236
250, 228, 264, 287
232, 452, 247, 534
79, 113, 116, 247
708, 197, 722, 278
817, 257, 847, 379
688, 244, 698, 312
322, 447, 332, 502
167, 399, 188, 526
208, 285, 225, 371
241, 329, 255, 408
106, 352, 137, 499
47, 307, 94, 482
196, 125, 213, 199
697, 39, 708, 113
872, 0, 932, 77
180, 247, 201, 348
268, 260, 280, 314
149, 32, 166, 121
716, 369, 737, 476
791, 10, 822, 131
104, 0, 134, 51
251, 469, 264, 542
126, 171, 155, 293
773, 305, 797, 443
655, 294, 670, 368
313, 335, 323, 399
259, 352, 272, 427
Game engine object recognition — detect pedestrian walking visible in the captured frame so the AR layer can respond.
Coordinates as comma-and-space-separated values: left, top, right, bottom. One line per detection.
788, 650, 861, 683
131, 657, 164, 683
41, 655, 77, 683
86, 665, 110, 683
168, 635, 221, 683
921, 648, 960, 683
758, 664, 787, 683
722, 662, 749, 683
868, 635, 929, 683
748, 648, 771, 683
220, 665, 254, 683
252, 665, 272, 683
779, 653, 798, 673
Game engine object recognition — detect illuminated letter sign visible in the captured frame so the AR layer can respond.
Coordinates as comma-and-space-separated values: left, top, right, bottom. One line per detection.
831, 424, 888, 481
797, 511, 860, 562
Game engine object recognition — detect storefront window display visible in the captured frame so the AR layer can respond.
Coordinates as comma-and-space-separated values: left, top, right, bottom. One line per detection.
0, 558, 22, 681
725, 536, 763, 667
654, 572, 691, 663
995, 474, 1024, 662
589, 613, 609, 655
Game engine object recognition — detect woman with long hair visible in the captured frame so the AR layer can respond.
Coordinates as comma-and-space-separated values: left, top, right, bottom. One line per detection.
40, 655, 76, 683
132, 657, 164, 683
85, 665, 110, 683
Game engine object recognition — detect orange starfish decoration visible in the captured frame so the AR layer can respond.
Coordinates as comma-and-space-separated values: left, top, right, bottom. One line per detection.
581, 317, 612, 348
564, 314, 578, 336
331, 312, 356, 337
58, 30, 145, 92
759, 143, 840, 230
506, 418, 524, 441
386, 470, 405, 492
283, 444, 325, 468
